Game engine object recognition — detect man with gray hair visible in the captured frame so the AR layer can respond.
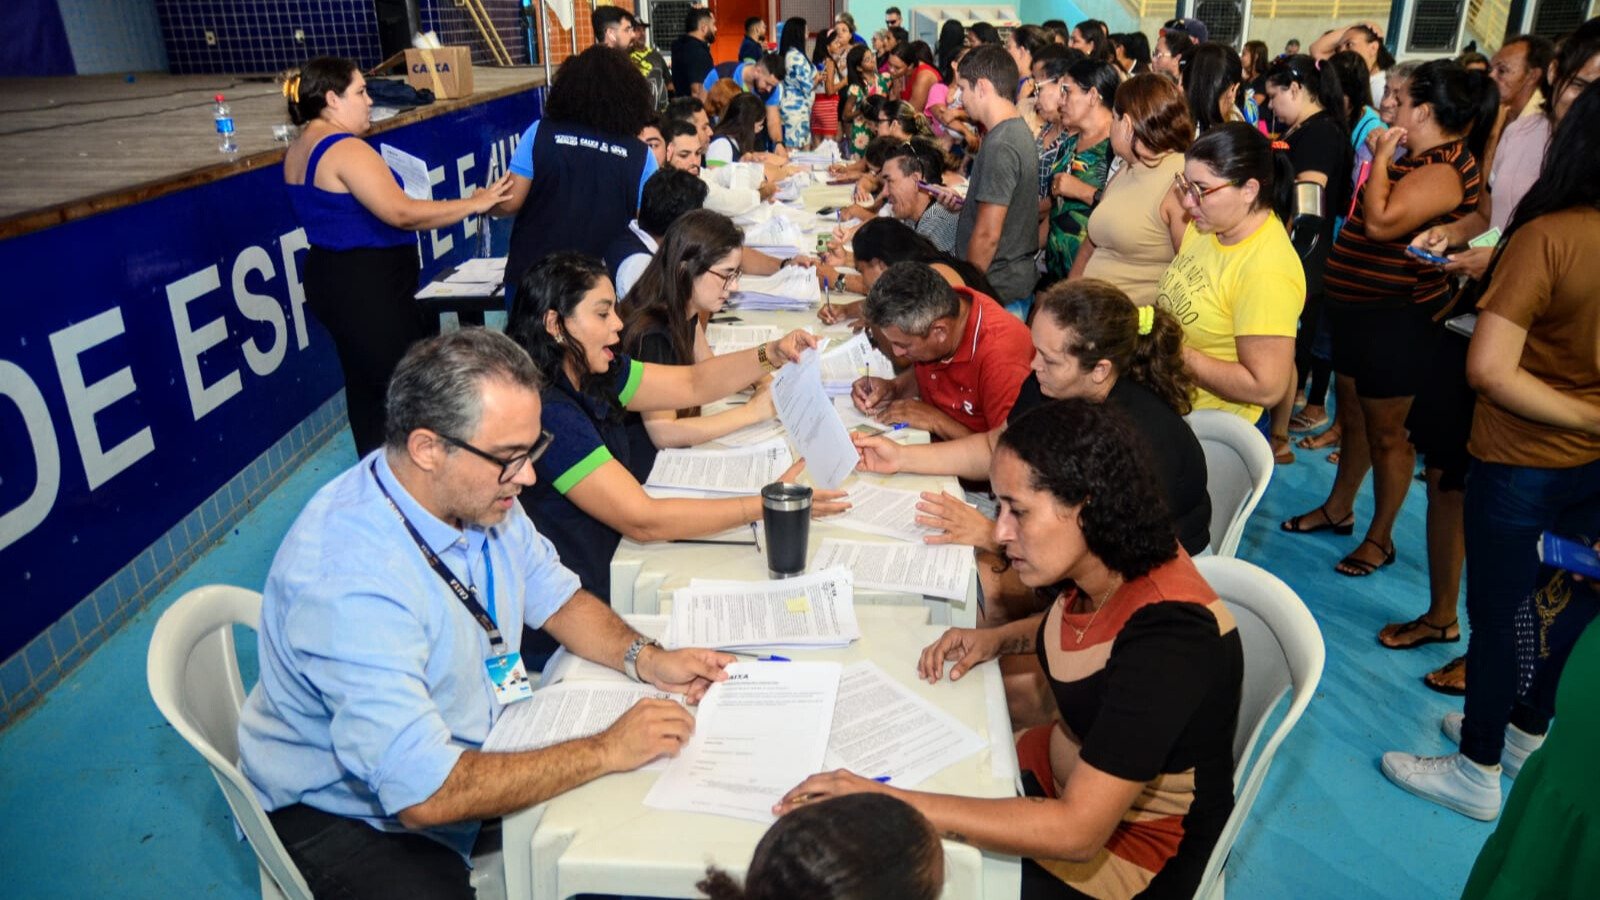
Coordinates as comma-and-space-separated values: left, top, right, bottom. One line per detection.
850, 261, 1033, 439
238, 328, 732, 897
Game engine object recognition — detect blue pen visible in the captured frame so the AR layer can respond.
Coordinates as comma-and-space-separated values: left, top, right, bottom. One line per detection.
725, 651, 791, 662
889, 422, 910, 431
872, 776, 892, 783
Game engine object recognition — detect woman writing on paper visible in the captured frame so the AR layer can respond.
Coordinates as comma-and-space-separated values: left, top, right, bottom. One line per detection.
508, 253, 848, 615
778, 399, 1242, 900
280, 56, 514, 456
620, 210, 780, 478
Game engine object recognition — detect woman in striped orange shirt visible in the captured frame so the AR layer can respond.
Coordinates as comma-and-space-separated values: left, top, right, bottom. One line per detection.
1282, 61, 1497, 578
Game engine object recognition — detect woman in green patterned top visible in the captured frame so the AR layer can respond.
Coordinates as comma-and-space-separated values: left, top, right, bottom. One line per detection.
841, 44, 892, 156
1043, 59, 1119, 282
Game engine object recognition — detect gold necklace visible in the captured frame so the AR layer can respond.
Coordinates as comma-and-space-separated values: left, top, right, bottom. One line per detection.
1065, 577, 1122, 645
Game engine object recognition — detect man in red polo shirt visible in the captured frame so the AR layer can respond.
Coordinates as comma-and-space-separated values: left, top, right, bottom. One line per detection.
851, 262, 1034, 439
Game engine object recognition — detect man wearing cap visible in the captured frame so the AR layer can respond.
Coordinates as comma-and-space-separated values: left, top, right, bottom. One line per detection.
629, 17, 670, 112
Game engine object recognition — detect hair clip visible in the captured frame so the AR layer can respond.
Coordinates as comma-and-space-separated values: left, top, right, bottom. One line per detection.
281, 73, 302, 104
1270, 139, 1290, 150
1136, 305, 1155, 335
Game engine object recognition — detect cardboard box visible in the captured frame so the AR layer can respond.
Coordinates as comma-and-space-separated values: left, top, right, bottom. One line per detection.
405, 47, 474, 99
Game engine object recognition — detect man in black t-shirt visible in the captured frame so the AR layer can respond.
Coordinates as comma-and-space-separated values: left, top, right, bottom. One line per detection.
671, 8, 717, 99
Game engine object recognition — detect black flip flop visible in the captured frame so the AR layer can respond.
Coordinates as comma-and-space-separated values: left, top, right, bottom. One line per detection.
1378, 616, 1460, 650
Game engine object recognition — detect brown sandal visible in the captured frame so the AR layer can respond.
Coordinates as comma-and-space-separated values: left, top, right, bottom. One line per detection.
1423, 655, 1467, 696
1378, 616, 1460, 650
1297, 427, 1341, 451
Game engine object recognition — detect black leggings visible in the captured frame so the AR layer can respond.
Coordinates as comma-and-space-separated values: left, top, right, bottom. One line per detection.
1294, 290, 1332, 404
304, 244, 432, 457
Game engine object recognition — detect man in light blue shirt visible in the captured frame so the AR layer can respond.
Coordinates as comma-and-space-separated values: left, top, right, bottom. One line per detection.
237, 329, 732, 897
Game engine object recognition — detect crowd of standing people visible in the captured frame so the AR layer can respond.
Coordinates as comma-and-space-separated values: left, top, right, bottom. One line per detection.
259, 9, 1600, 899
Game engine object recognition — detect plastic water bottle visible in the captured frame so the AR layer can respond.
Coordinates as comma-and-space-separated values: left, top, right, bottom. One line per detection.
214, 94, 237, 154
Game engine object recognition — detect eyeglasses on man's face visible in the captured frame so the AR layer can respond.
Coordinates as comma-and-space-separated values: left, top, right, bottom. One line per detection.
439, 430, 554, 483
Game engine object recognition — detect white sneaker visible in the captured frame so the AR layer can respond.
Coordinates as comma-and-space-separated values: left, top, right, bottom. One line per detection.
1381, 751, 1502, 820
1440, 713, 1545, 779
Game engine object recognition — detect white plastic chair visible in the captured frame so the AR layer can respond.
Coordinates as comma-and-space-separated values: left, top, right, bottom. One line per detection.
146, 585, 311, 900
147, 585, 505, 900
1192, 556, 1325, 900
1185, 409, 1275, 558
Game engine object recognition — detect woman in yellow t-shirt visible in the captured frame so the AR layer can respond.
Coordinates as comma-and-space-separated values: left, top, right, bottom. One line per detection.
1155, 123, 1305, 428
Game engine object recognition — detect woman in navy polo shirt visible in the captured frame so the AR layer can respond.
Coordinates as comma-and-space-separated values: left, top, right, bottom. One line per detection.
508, 254, 848, 619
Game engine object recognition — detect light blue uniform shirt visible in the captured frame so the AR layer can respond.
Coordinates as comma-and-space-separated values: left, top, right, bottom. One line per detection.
237, 451, 580, 857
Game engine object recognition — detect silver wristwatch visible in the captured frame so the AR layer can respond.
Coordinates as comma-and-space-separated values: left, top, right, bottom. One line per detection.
622, 636, 660, 683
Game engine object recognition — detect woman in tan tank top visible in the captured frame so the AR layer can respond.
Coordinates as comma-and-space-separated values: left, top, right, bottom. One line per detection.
1066, 75, 1193, 305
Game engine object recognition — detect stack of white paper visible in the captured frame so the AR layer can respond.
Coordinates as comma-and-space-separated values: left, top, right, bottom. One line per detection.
662, 568, 860, 651
482, 682, 673, 755
744, 213, 805, 255
444, 257, 507, 284
820, 332, 895, 396
731, 267, 821, 310
417, 280, 500, 299
705, 323, 783, 357
833, 395, 885, 432
645, 439, 792, 493
812, 538, 972, 601
771, 348, 858, 490
644, 661, 841, 823
790, 140, 841, 168
823, 661, 986, 787
833, 482, 941, 543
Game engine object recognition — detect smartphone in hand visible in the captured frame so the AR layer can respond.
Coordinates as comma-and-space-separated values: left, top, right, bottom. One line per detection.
1406, 245, 1451, 266
1539, 532, 1600, 580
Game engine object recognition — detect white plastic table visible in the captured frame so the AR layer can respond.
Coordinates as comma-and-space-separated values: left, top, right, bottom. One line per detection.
500, 606, 1022, 899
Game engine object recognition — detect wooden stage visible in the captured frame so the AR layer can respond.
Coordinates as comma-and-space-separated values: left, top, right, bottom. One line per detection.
0, 68, 546, 240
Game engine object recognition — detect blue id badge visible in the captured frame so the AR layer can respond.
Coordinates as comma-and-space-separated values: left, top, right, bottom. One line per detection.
485, 652, 534, 705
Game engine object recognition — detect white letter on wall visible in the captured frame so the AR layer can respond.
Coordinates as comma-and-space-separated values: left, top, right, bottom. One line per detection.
0, 361, 62, 550
167, 267, 242, 420
278, 228, 311, 350
47, 308, 155, 491
233, 245, 287, 377
456, 153, 479, 240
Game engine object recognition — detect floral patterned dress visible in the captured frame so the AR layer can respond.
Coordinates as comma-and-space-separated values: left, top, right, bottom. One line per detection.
1044, 135, 1113, 280
781, 48, 817, 149
844, 72, 892, 156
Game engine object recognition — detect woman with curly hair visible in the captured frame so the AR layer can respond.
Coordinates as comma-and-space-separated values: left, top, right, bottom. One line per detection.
779, 398, 1242, 900
497, 46, 657, 302
854, 278, 1211, 568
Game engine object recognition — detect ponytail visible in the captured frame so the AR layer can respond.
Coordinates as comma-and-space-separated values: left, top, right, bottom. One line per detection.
282, 56, 358, 126
1036, 280, 1196, 416
1189, 123, 1293, 221
1264, 54, 1348, 129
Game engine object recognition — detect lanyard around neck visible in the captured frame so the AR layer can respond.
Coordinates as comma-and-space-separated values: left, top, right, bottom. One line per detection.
370, 463, 505, 654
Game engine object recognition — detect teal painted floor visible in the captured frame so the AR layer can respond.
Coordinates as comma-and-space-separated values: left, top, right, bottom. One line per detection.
0, 429, 1494, 898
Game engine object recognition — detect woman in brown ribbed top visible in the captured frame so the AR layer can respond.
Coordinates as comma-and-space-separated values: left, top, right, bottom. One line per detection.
1282, 61, 1496, 579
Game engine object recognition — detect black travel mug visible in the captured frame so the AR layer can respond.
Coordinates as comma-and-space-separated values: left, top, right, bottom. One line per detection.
761, 482, 812, 578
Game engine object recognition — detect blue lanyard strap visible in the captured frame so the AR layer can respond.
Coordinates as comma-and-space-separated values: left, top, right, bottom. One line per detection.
369, 462, 506, 654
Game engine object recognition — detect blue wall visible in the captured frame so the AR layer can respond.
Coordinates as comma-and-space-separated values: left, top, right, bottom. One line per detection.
0, 88, 543, 723
59, 0, 168, 74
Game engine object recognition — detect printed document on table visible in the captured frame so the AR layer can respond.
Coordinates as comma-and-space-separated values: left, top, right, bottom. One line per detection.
662, 568, 860, 650
379, 143, 433, 200
417, 280, 499, 299
706, 323, 782, 357
820, 333, 895, 395
482, 682, 674, 769
645, 439, 792, 493
444, 257, 507, 284
812, 538, 972, 601
835, 482, 941, 543
771, 349, 857, 489
714, 419, 789, 448
644, 661, 841, 823
824, 661, 986, 788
